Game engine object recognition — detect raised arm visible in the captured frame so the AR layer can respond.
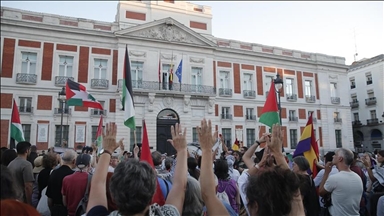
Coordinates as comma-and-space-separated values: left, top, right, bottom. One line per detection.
267, 124, 289, 170
198, 119, 229, 216
165, 123, 188, 214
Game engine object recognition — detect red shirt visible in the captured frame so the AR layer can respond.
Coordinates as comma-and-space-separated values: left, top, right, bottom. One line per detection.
61, 171, 89, 216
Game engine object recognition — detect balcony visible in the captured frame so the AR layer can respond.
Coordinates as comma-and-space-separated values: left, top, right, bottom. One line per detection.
366, 80, 372, 85
219, 88, 232, 97
243, 90, 256, 98
365, 97, 377, 106
286, 94, 297, 102
91, 79, 109, 89
16, 73, 37, 85
91, 109, 107, 116
350, 85, 356, 89
334, 118, 342, 123
55, 76, 74, 87
289, 116, 298, 122
367, 118, 379, 125
19, 106, 33, 114
350, 100, 359, 108
331, 97, 340, 104
245, 115, 256, 120
352, 120, 362, 126
221, 114, 232, 120
54, 108, 71, 115
305, 95, 316, 103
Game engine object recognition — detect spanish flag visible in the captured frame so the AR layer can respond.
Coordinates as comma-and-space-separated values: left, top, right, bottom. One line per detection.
293, 112, 319, 177
232, 138, 240, 151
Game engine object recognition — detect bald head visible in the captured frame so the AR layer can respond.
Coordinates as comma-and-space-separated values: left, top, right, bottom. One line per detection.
62, 149, 77, 163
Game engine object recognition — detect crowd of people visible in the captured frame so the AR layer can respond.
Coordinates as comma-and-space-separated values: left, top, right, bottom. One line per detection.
1, 119, 384, 216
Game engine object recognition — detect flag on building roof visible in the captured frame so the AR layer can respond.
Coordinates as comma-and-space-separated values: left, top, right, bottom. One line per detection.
293, 112, 320, 177
66, 79, 103, 110
175, 59, 183, 83
10, 99, 25, 143
259, 81, 280, 127
232, 138, 240, 151
140, 119, 165, 205
95, 115, 103, 150
122, 45, 136, 129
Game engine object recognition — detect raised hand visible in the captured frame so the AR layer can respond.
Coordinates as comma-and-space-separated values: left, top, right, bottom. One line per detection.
102, 122, 123, 153
197, 119, 217, 152
267, 124, 284, 153
170, 123, 187, 152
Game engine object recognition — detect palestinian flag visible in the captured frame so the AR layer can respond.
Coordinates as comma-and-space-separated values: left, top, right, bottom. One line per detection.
122, 46, 136, 129
66, 79, 103, 110
95, 115, 103, 150
11, 99, 25, 142
259, 81, 280, 127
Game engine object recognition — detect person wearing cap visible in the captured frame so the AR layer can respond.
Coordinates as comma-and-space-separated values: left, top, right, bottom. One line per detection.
61, 153, 92, 216
32, 156, 44, 208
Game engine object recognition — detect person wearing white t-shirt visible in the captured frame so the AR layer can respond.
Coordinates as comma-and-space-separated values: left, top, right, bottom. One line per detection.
319, 148, 363, 216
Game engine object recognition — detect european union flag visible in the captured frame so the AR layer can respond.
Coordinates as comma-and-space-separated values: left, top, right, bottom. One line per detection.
175, 59, 183, 83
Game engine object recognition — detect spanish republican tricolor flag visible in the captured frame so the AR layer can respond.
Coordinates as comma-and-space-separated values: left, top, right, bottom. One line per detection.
293, 112, 320, 177
122, 45, 136, 129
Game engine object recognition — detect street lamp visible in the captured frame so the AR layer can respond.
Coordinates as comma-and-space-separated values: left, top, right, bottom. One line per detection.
58, 87, 66, 148
274, 73, 283, 125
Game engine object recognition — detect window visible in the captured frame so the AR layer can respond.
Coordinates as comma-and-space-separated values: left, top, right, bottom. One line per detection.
289, 110, 296, 121
191, 67, 203, 92
219, 71, 230, 89
313, 129, 317, 139
130, 127, 142, 151
92, 101, 105, 115
59, 55, 74, 77
265, 75, 274, 93
94, 59, 108, 79
19, 97, 32, 113
286, 78, 294, 95
290, 129, 298, 149
91, 125, 105, 144
366, 74, 372, 85
192, 127, 198, 142
243, 74, 253, 91
330, 83, 337, 97
21, 52, 37, 74
221, 128, 232, 148
55, 125, 69, 147
221, 107, 231, 119
162, 63, 172, 90
368, 92, 374, 99
22, 124, 31, 142
370, 110, 377, 119
335, 130, 342, 148
350, 79, 356, 89
304, 80, 312, 96
351, 95, 358, 102
246, 108, 254, 120
246, 129, 255, 147
131, 61, 143, 87
353, 113, 359, 121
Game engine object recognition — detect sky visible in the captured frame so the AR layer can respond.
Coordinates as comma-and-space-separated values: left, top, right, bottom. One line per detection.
2, 1, 383, 65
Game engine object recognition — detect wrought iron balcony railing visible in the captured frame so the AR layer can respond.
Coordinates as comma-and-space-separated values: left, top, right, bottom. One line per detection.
305, 95, 316, 103
366, 80, 372, 85
91, 79, 109, 89
16, 73, 37, 85
352, 120, 362, 126
55, 76, 74, 87
54, 108, 71, 115
350, 100, 359, 108
350, 85, 356, 89
243, 90, 256, 98
286, 94, 297, 102
219, 88, 232, 97
245, 115, 256, 120
334, 118, 342, 123
289, 116, 298, 122
365, 97, 377, 106
19, 106, 33, 114
367, 118, 379, 125
91, 109, 107, 116
221, 114, 233, 120
331, 97, 340, 104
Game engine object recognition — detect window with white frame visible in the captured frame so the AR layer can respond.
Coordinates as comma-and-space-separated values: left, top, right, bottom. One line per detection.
19, 97, 32, 113
335, 130, 342, 148
368, 92, 374, 99
304, 80, 312, 97
21, 52, 37, 74
130, 127, 142, 151
92, 101, 105, 115
290, 129, 298, 149
131, 61, 143, 85
366, 74, 372, 85
351, 95, 358, 102
192, 127, 198, 142
246, 129, 255, 147
91, 125, 105, 143
94, 59, 108, 79
55, 125, 69, 147
219, 71, 230, 89
286, 78, 294, 96
162, 63, 171, 90
353, 113, 359, 121
246, 108, 254, 120
221, 107, 231, 119
330, 83, 337, 97
191, 67, 203, 89
22, 124, 31, 142
243, 74, 253, 91
370, 110, 377, 119
289, 110, 296, 118
265, 75, 274, 93
350, 78, 356, 89
221, 128, 232, 148
59, 55, 74, 77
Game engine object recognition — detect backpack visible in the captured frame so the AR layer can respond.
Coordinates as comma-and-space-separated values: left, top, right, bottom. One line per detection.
75, 173, 92, 216
216, 182, 230, 204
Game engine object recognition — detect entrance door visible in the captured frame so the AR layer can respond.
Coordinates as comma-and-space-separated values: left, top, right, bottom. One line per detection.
156, 109, 179, 155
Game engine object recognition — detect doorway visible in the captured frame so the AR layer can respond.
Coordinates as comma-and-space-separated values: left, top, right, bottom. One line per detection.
156, 109, 180, 155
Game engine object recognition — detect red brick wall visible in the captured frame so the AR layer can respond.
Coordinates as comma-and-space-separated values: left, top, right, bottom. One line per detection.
92, 48, 111, 55
78, 47, 89, 83
315, 74, 320, 99
317, 110, 321, 120
41, 43, 54, 81
75, 106, 88, 112
18, 40, 41, 48
257, 106, 263, 117
1, 120, 9, 147
215, 104, 218, 116
263, 66, 276, 73
112, 50, 118, 85
126, 11, 146, 21
284, 69, 295, 75
256, 66, 263, 95
241, 64, 254, 70
303, 72, 313, 77
297, 71, 303, 98
109, 99, 116, 113
298, 109, 306, 119
1, 93, 13, 108
37, 96, 52, 110
233, 63, 240, 94
217, 61, 231, 68
233, 105, 243, 117
281, 107, 287, 119
56, 44, 77, 52
318, 127, 323, 147
1, 38, 16, 78
190, 21, 207, 30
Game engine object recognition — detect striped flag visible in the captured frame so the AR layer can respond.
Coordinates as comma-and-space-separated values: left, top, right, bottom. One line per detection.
10, 99, 25, 143
122, 46, 136, 129
66, 79, 103, 110
95, 115, 103, 150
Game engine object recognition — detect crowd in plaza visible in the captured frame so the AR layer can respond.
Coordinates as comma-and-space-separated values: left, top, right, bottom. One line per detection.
1, 119, 384, 216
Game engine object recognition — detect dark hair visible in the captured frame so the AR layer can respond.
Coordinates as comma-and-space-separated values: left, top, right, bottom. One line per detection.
30, 145, 37, 152
293, 156, 310, 171
42, 153, 58, 169
214, 159, 229, 180
197, 156, 202, 169
81, 146, 93, 154
378, 150, 384, 158
1, 149, 17, 166
1, 165, 16, 200
109, 159, 156, 215
241, 146, 248, 152
324, 151, 335, 163
16, 142, 31, 154
187, 157, 200, 180
151, 151, 162, 166
246, 166, 300, 216
164, 157, 173, 170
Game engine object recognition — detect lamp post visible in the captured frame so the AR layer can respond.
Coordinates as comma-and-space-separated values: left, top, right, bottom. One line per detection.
274, 73, 284, 125
58, 87, 66, 148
